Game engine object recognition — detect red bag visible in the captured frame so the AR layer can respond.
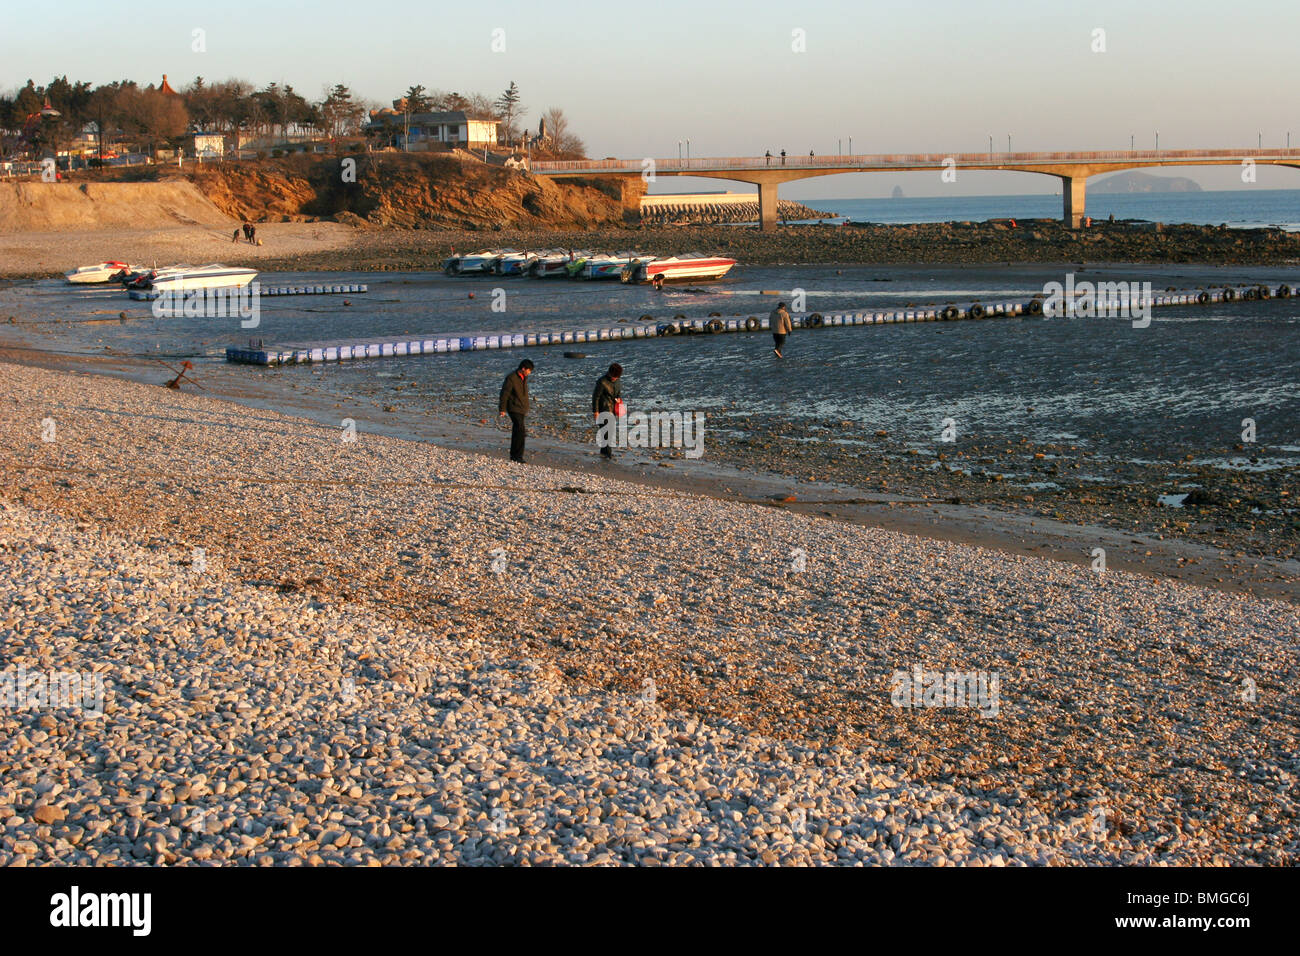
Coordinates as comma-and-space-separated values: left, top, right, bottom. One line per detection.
613, 398, 627, 417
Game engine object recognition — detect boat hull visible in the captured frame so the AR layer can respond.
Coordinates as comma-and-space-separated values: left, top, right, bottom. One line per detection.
630, 258, 737, 284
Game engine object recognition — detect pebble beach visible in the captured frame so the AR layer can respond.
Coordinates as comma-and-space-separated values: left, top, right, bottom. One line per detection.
2, 362, 1297, 866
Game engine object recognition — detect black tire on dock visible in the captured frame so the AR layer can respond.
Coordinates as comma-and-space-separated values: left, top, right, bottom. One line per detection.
639, 314, 655, 323
708, 311, 722, 318
1197, 291, 1210, 304
1024, 299, 1043, 316
1243, 287, 1259, 300
1222, 288, 1236, 301
807, 313, 824, 327
969, 304, 986, 319
1257, 285, 1271, 299
941, 305, 960, 320
1277, 285, 1292, 299
745, 316, 759, 331
706, 318, 724, 333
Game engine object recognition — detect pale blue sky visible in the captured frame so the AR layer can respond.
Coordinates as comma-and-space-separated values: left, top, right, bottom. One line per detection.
5, 0, 1299, 197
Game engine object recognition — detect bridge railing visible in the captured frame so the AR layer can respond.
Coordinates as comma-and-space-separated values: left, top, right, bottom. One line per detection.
532, 147, 1300, 173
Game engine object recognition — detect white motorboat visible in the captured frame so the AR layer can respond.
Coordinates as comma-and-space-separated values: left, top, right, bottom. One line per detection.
529, 252, 575, 278
444, 250, 501, 275
147, 264, 258, 292
623, 253, 737, 285
65, 261, 141, 284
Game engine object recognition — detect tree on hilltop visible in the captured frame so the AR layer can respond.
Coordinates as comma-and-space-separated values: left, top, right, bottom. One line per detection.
495, 81, 525, 144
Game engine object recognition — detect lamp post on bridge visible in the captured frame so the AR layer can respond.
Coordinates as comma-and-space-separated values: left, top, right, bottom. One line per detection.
848, 136, 852, 155
988, 134, 993, 159
1130, 134, 1134, 154
686, 139, 690, 166
1155, 131, 1159, 153
677, 141, 682, 164
1007, 134, 1011, 154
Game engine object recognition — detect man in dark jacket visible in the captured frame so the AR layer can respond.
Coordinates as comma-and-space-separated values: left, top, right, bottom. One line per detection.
592, 363, 623, 459
498, 359, 534, 463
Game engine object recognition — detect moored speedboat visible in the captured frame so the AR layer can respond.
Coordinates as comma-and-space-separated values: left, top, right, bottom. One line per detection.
65, 261, 141, 284
529, 252, 574, 278
623, 253, 737, 285
445, 250, 502, 275
585, 252, 653, 280
147, 264, 258, 292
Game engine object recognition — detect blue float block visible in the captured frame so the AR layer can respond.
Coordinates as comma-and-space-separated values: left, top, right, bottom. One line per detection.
458, 337, 473, 351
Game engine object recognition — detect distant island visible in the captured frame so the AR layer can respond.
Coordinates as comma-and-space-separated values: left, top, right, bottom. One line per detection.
891, 185, 905, 199
1092, 170, 1202, 194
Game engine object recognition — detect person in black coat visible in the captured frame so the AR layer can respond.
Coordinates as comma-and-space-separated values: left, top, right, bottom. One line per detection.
592, 363, 623, 459
498, 359, 534, 463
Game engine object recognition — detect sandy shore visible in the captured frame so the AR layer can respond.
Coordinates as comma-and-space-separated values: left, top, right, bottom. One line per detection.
2, 362, 1296, 865
0, 222, 357, 280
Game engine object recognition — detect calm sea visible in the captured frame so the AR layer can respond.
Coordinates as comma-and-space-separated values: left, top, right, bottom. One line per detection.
791, 189, 1300, 230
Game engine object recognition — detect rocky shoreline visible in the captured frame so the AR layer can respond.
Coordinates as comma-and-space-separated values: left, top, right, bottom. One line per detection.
252, 218, 1300, 275
2, 363, 1297, 865
4, 218, 1300, 282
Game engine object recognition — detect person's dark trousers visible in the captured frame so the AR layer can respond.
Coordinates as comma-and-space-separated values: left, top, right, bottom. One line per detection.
773, 333, 787, 351
508, 412, 526, 462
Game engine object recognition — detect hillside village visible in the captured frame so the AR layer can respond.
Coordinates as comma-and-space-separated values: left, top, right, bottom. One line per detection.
0, 74, 586, 176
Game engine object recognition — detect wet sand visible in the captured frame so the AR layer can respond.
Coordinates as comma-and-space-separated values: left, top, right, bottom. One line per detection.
3, 345, 1295, 604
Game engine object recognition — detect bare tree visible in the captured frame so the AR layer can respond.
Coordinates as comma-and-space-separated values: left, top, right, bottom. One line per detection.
542, 107, 585, 157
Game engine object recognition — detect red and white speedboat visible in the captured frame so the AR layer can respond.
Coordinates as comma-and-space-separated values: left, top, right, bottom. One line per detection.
65, 261, 141, 284
623, 253, 736, 285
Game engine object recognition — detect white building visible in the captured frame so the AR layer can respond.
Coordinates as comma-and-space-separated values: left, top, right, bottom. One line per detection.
367, 111, 499, 151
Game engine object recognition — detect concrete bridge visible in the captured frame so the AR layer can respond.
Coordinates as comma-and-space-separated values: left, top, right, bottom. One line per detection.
531, 149, 1300, 230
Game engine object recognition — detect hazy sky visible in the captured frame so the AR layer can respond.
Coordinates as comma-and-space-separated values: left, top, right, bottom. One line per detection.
6, 0, 1300, 198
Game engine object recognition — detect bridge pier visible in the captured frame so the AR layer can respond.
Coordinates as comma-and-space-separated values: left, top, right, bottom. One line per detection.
1062, 174, 1087, 229
757, 181, 779, 230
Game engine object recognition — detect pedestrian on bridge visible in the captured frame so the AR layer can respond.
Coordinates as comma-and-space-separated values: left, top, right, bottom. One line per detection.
780, 149, 786, 166
766, 150, 772, 166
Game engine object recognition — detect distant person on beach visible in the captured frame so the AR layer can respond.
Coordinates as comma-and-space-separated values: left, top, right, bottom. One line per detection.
498, 359, 534, 463
232, 227, 240, 243
770, 302, 792, 358
592, 363, 623, 459
248, 224, 257, 245
241, 222, 251, 242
